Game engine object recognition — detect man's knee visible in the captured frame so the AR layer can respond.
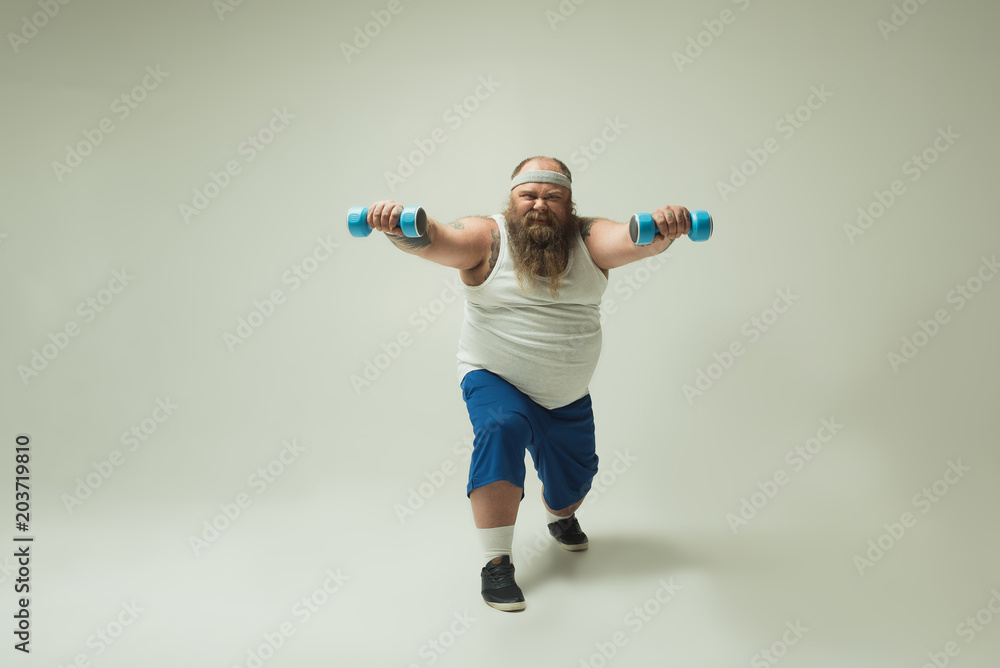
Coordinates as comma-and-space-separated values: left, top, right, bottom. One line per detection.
472, 480, 523, 494
469, 479, 525, 504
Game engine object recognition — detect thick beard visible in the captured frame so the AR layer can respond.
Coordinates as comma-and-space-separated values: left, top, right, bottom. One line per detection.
502, 199, 577, 298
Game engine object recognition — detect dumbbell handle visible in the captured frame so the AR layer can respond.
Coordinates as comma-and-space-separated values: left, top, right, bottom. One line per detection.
630, 210, 712, 244
347, 206, 427, 238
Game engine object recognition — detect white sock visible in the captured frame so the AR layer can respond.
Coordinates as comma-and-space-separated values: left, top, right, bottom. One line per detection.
478, 525, 515, 563
545, 509, 572, 525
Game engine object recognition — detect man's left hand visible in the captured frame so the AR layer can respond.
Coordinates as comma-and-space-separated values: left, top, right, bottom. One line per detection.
651, 206, 691, 239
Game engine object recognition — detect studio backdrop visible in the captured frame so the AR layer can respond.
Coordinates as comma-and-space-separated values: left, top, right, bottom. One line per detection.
2, 0, 999, 666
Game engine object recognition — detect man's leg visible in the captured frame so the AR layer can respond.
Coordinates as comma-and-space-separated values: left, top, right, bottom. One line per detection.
470, 480, 522, 566
541, 488, 585, 519
541, 486, 590, 550
460, 370, 532, 611
533, 394, 598, 551
470, 480, 523, 528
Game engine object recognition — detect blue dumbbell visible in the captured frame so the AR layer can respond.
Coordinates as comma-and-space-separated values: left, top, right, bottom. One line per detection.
347, 205, 427, 238
630, 210, 712, 244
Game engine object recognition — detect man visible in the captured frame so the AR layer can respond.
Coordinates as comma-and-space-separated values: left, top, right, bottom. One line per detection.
366, 156, 691, 611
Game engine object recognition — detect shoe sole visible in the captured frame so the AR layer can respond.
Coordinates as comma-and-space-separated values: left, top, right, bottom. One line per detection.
559, 541, 588, 551
485, 599, 526, 612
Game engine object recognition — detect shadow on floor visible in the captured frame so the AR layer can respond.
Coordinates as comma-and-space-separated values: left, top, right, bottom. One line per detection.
517, 531, 713, 591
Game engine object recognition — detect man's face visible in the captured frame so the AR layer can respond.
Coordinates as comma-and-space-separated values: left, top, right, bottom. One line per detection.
504, 182, 575, 247
509, 183, 572, 228
502, 175, 576, 296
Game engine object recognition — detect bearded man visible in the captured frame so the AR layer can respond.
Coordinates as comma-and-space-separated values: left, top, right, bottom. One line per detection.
366, 156, 692, 611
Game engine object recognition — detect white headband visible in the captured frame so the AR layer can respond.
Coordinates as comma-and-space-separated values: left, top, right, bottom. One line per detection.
510, 169, 571, 191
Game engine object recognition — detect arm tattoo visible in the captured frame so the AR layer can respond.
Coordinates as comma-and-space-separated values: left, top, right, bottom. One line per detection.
484, 228, 501, 278
387, 233, 432, 252
579, 217, 597, 239
446, 220, 465, 229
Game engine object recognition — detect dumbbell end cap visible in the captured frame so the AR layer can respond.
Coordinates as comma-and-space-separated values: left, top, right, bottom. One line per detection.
630, 212, 655, 245
689, 210, 712, 242
348, 207, 374, 237
399, 206, 427, 238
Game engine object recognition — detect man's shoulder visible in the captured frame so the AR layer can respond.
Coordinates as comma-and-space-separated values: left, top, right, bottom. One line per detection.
452, 214, 500, 230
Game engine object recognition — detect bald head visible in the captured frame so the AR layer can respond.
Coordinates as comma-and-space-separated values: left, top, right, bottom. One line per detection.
518, 157, 564, 175
510, 156, 572, 202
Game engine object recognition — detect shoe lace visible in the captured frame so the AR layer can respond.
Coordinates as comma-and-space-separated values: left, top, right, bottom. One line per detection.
553, 516, 580, 533
485, 562, 515, 588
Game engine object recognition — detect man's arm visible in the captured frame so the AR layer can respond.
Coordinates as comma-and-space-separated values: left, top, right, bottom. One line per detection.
580, 206, 691, 271
367, 200, 494, 278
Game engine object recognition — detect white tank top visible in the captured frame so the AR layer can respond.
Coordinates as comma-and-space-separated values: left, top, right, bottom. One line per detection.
456, 214, 609, 409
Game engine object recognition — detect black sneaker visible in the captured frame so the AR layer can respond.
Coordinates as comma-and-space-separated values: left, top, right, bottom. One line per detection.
480, 555, 525, 612
548, 515, 589, 551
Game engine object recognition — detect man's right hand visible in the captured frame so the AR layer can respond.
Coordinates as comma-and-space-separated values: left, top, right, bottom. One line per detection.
367, 200, 406, 235
364, 199, 496, 285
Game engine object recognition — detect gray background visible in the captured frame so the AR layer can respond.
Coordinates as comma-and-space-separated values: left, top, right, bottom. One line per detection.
2, 0, 999, 666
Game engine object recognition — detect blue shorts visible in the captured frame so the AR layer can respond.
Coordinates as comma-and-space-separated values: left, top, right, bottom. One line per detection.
460, 369, 599, 511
